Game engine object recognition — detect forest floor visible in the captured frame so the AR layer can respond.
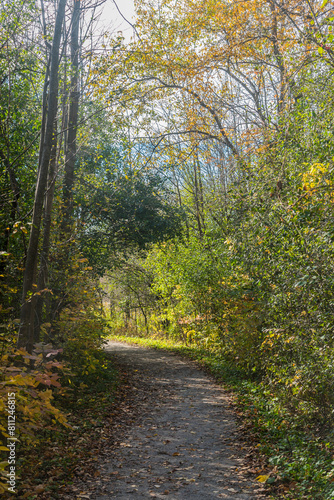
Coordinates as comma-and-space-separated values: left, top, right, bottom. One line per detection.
66, 340, 269, 499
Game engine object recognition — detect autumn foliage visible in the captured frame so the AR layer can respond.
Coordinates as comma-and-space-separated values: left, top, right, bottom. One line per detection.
100, 2, 334, 495
2, 0, 334, 497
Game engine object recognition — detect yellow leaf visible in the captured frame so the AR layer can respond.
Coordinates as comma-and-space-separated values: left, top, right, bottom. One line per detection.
256, 475, 269, 483
0, 482, 7, 494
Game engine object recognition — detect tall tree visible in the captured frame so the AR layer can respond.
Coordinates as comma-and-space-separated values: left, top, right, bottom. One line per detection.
61, 0, 81, 233
18, 0, 67, 351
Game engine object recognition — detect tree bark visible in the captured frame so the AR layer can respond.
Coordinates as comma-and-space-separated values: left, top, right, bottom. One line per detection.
34, 126, 58, 343
18, 0, 67, 352
61, 0, 80, 233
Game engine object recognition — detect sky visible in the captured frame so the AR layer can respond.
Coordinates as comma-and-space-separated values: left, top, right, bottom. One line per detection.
99, 0, 136, 40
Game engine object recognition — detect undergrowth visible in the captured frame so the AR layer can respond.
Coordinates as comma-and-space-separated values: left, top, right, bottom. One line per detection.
108, 333, 334, 500
3, 348, 119, 499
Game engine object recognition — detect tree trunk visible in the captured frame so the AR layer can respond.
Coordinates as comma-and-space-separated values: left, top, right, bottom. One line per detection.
61, 0, 80, 233
34, 126, 58, 343
193, 157, 203, 238
18, 0, 67, 352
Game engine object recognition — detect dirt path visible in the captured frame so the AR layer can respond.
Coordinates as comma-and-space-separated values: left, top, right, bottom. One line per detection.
85, 341, 267, 499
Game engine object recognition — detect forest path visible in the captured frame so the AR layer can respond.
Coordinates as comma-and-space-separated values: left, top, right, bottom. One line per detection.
92, 340, 267, 499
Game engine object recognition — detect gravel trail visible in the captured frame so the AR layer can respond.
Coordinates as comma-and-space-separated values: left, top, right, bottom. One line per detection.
90, 341, 266, 500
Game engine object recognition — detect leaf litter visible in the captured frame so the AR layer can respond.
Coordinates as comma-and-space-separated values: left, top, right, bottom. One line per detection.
63, 341, 269, 499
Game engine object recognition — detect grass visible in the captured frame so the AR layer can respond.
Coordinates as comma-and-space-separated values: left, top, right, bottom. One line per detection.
108, 333, 334, 500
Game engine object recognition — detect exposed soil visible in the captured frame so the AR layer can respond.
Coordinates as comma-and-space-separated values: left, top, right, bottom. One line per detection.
71, 340, 268, 500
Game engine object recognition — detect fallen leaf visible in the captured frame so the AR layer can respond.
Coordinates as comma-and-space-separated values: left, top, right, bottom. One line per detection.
34, 484, 45, 493
256, 475, 269, 483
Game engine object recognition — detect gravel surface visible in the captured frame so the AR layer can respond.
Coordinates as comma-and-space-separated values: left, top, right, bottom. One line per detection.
90, 341, 267, 499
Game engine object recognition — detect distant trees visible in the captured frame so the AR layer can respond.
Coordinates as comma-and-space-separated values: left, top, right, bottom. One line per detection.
77, 162, 183, 273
